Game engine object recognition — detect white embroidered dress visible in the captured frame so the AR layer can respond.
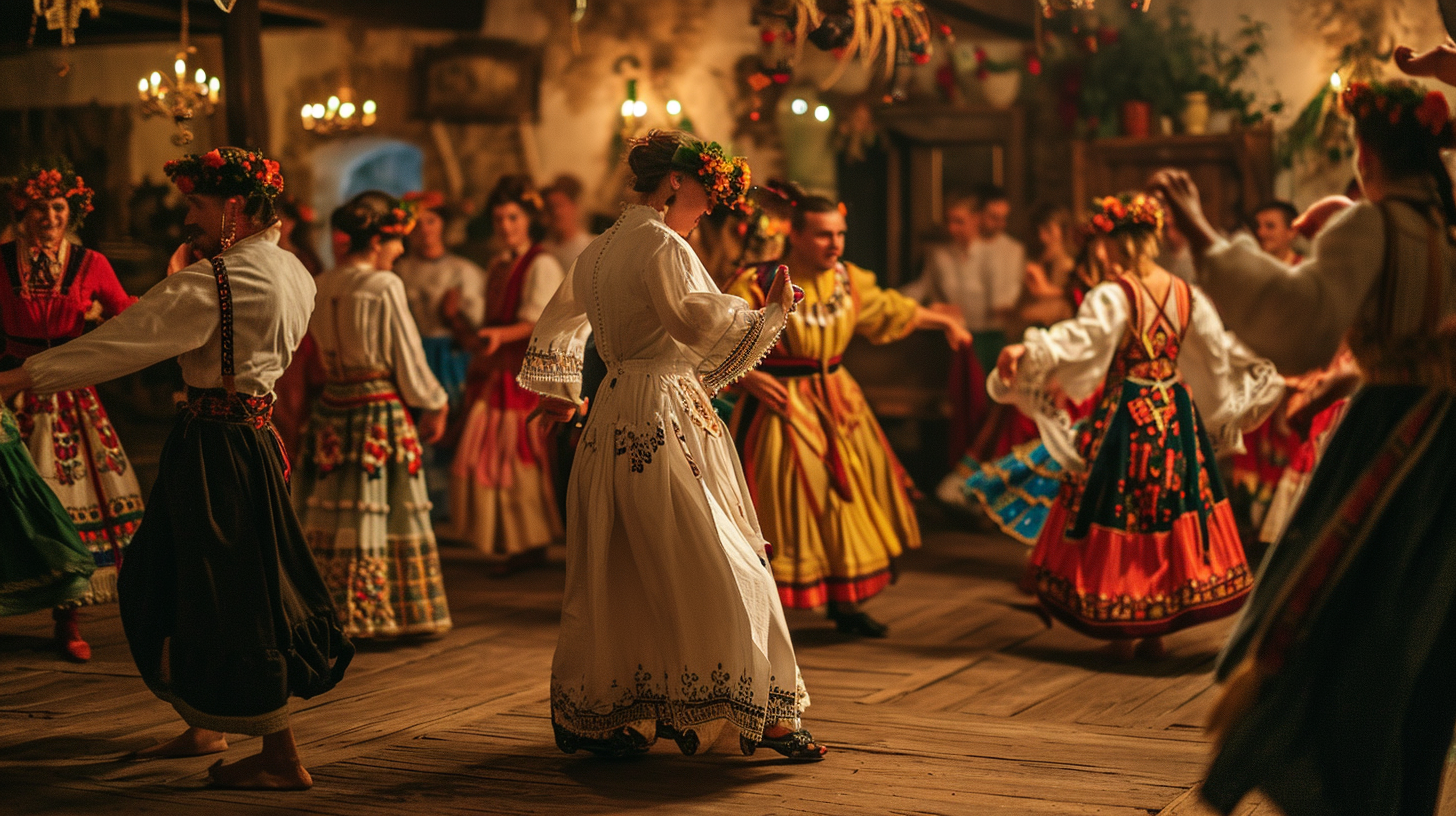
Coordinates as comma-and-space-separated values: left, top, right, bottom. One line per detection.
519, 204, 806, 752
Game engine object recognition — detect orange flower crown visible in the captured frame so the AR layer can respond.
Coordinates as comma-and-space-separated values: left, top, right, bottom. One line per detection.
163, 147, 284, 201
672, 140, 752, 212
1340, 80, 1453, 140
1089, 193, 1164, 237
377, 206, 417, 237
6, 162, 95, 227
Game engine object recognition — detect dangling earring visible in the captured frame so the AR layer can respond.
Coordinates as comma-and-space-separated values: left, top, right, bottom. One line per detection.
219, 208, 236, 251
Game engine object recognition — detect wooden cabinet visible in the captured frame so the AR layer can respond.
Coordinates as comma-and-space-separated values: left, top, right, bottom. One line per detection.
1071, 126, 1275, 232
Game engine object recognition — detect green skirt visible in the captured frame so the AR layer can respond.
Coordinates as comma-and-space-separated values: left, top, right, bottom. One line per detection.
0, 407, 93, 616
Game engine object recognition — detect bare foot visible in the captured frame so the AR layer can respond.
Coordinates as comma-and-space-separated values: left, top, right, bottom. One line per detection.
131, 727, 228, 759
207, 754, 313, 790
1103, 639, 1136, 661
1135, 636, 1167, 660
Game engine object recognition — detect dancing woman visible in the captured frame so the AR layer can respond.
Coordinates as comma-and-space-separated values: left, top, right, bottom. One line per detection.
993, 193, 1282, 659
450, 176, 565, 569
293, 192, 452, 639
520, 130, 825, 760
0, 162, 142, 661
1154, 79, 1456, 816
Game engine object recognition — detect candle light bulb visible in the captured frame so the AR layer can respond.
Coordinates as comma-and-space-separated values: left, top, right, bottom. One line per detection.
791, 98, 809, 115
621, 100, 634, 117
208, 76, 220, 101
327, 95, 340, 112
813, 104, 831, 122
150, 72, 161, 89
138, 77, 150, 98
362, 100, 377, 115
633, 100, 647, 117
195, 68, 206, 85
666, 99, 682, 116
339, 102, 356, 119
1330, 72, 1342, 91
175, 58, 186, 77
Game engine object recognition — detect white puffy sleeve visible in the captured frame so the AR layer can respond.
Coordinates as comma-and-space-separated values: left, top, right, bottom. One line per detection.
1199, 202, 1384, 374
24, 264, 219, 394
381, 276, 448, 411
517, 253, 566, 323
986, 281, 1129, 470
518, 256, 591, 402
1178, 287, 1285, 455
645, 238, 786, 394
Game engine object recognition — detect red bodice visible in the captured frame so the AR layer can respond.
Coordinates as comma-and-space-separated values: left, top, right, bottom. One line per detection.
1107, 276, 1191, 385
0, 241, 136, 360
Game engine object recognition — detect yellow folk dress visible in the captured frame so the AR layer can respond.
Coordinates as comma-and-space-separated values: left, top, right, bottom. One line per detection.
727, 261, 921, 609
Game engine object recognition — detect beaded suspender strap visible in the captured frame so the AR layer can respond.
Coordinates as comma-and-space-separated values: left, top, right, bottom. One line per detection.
209, 256, 237, 394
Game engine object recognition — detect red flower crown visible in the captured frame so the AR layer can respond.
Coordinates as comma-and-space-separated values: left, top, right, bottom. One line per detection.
164, 147, 285, 201
1340, 80, 1452, 139
1089, 193, 1164, 236
672, 140, 752, 213
6, 163, 95, 227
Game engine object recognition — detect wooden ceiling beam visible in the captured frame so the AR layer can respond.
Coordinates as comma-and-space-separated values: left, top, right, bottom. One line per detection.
922, 0, 1035, 39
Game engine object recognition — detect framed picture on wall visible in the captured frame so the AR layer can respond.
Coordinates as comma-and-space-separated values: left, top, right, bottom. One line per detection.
411, 38, 542, 122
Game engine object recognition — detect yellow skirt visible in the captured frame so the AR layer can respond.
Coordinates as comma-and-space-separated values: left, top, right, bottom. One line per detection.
731, 369, 920, 608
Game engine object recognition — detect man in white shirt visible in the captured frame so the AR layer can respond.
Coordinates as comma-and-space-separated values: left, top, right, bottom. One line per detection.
971, 187, 1026, 371
0, 148, 351, 791
543, 174, 597, 272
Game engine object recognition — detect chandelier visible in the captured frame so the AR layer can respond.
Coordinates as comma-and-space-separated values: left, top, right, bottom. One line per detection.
136, 0, 219, 146
301, 86, 377, 136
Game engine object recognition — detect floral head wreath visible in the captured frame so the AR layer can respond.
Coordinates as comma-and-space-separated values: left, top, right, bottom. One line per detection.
1340, 80, 1452, 139
376, 204, 416, 238
6, 161, 95, 228
163, 147, 285, 201
402, 190, 448, 215
671, 140, 752, 212
1089, 193, 1164, 237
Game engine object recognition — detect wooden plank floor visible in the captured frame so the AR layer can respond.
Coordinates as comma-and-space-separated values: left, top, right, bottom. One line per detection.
0, 507, 1304, 816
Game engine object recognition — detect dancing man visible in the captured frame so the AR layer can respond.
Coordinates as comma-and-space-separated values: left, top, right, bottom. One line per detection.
0, 147, 353, 790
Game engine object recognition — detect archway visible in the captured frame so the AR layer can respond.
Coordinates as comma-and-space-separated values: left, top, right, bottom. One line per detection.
308, 136, 424, 265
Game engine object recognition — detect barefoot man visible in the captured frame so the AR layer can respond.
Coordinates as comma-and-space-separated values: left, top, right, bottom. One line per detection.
0, 148, 354, 790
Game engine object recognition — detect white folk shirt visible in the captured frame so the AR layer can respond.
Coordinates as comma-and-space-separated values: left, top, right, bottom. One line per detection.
905, 234, 1025, 331
393, 252, 486, 338
26, 224, 314, 397
311, 262, 449, 411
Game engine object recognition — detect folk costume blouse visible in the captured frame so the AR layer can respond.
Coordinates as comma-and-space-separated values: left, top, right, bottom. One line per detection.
26, 225, 314, 397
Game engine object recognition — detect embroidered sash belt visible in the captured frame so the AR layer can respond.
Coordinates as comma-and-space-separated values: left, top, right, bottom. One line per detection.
182, 386, 276, 429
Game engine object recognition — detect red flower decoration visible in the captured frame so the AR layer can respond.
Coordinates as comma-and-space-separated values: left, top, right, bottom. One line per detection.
202, 149, 227, 169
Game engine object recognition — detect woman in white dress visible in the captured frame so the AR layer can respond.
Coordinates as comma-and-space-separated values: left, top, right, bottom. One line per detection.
520, 130, 826, 760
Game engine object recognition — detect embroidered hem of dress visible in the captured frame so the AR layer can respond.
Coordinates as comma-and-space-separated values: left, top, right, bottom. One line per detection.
550, 678, 805, 747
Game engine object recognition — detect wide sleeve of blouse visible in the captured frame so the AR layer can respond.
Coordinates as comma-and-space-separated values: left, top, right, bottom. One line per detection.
24, 264, 219, 395
85, 251, 138, 316
645, 239, 786, 394
1199, 202, 1384, 374
380, 275, 448, 411
987, 282, 1129, 471
518, 256, 591, 402
850, 263, 919, 344
1178, 287, 1285, 455
517, 253, 566, 323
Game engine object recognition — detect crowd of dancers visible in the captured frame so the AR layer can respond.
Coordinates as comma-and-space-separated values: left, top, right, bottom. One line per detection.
1, 44, 1455, 816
